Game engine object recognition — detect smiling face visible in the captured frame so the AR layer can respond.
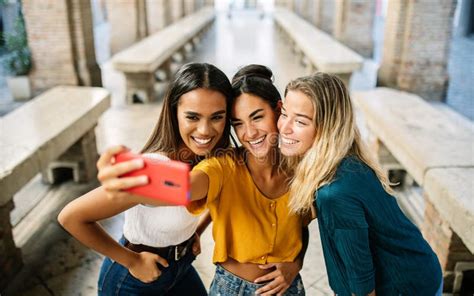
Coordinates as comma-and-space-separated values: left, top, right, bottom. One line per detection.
177, 88, 227, 156
277, 90, 317, 157
231, 93, 279, 159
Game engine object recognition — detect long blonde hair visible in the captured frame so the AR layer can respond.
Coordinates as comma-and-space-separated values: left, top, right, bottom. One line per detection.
286, 73, 393, 215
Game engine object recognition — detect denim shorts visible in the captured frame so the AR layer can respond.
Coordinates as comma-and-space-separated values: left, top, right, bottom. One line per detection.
209, 264, 305, 296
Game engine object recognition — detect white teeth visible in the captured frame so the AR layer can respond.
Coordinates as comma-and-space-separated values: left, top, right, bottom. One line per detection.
193, 137, 212, 144
249, 136, 266, 145
281, 137, 298, 145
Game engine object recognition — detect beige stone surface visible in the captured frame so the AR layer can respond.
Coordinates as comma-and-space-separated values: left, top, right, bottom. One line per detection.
274, 7, 363, 74
424, 168, 474, 253
352, 87, 474, 186
112, 7, 215, 73
0, 87, 110, 205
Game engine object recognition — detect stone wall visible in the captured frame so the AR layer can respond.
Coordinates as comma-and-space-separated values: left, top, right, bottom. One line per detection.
423, 198, 474, 291
22, 0, 101, 94
378, 0, 456, 101
146, 0, 171, 33
334, 0, 374, 58
106, 0, 146, 54
320, 0, 335, 34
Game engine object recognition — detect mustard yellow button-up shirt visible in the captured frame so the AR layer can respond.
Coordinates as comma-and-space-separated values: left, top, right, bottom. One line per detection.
187, 153, 304, 264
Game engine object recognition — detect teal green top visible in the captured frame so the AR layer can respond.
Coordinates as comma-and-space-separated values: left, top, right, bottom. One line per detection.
315, 157, 441, 296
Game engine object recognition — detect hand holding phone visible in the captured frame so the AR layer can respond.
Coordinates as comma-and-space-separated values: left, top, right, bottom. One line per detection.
115, 152, 190, 205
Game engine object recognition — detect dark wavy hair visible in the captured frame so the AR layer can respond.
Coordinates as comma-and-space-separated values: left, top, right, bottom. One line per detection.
231, 64, 281, 109
141, 63, 233, 160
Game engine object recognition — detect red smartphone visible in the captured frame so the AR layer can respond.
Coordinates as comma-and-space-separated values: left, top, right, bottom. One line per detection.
114, 152, 191, 205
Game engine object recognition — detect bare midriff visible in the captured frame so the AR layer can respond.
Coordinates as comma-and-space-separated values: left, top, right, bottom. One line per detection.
220, 257, 274, 282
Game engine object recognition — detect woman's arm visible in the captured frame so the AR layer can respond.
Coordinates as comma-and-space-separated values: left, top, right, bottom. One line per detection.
96, 145, 210, 206
57, 187, 169, 282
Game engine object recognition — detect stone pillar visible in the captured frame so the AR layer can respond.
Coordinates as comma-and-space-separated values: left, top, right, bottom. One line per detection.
146, 0, 171, 33
320, 0, 335, 34
334, 0, 374, 58
170, 0, 184, 22
276, 0, 294, 10
184, 0, 195, 16
0, 201, 23, 292
22, 0, 102, 94
106, 0, 147, 54
309, 0, 323, 27
377, 0, 407, 88
195, 0, 205, 10
295, 0, 308, 19
300, 0, 312, 21
378, 0, 456, 101
423, 198, 474, 292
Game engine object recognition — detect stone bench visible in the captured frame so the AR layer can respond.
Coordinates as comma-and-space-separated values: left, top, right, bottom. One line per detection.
0, 86, 110, 290
112, 7, 215, 104
273, 7, 363, 85
352, 87, 474, 292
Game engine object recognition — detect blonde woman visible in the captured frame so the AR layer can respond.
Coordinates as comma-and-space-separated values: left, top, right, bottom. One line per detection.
277, 73, 443, 296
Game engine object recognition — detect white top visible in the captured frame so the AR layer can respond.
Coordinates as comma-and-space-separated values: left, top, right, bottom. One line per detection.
123, 204, 199, 247
122, 153, 199, 247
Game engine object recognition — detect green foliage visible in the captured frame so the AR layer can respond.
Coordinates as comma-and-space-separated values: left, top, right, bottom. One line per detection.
3, 15, 31, 76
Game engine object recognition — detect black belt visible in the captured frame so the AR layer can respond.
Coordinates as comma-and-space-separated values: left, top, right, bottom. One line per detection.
123, 234, 195, 262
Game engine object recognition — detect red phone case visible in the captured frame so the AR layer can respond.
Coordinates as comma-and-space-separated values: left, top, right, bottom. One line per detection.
115, 152, 190, 205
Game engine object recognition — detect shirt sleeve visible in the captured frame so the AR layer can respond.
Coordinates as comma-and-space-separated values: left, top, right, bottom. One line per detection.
320, 187, 375, 295
186, 155, 234, 215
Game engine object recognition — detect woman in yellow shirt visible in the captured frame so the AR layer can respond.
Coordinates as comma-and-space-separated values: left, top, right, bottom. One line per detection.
99, 65, 309, 296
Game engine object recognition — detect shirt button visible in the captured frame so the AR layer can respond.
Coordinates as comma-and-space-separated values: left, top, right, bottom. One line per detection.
270, 202, 275, 208
271, 223, 276, 227
261, 255, 266, 260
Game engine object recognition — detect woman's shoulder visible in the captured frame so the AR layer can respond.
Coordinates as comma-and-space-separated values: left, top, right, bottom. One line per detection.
194, 147, 242, 172
316, 157, 370, 203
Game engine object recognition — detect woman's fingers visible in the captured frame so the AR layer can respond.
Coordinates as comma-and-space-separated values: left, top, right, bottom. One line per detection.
254, 268, 279, 283
97, 158, 144, 181
103, 175, 148, 191
97, 145, 128, 170
256, 279, 285, 295
153, 254, 169, 268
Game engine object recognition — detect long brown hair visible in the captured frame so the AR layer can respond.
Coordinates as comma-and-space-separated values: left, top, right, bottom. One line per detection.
285, 73, 393, 214
140, 63, 233, 161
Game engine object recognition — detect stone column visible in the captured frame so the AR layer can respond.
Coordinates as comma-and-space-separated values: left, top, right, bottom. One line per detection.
378, 0, 456, 101
146, 0, 171, 33
309, 0, 323, 27
106, 0, 148, 54
0, 201, 23, 292
183, 0, 195, 16
22, 0, 102, 94
334, 0, 374, 58
320, 0, 335, 34
276, 0, 293, 10
170, 0, 184, 22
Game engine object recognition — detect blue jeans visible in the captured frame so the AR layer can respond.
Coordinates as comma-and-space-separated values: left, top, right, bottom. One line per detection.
98, 237, 207, 296
209, 264, 305, 296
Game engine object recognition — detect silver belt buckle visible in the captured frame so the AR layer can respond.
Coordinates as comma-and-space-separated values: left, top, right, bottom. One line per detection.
175, 245, 186, 261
